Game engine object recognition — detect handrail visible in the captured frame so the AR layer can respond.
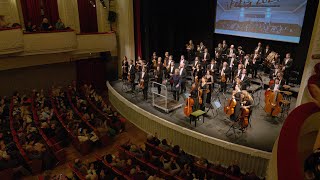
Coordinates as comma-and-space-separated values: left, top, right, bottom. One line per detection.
23, 29, 75, 34
76, 31, 115, 35
0, 27, 21, 31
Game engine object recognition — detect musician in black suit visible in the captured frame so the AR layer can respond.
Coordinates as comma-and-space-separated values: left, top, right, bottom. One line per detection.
282, 53, 293, 81
202, 48, 210, 69
239, 69, 250, 90
207, 59, 219, 75
255, 42, 263, 56
226, 45, 238, 59
155, 66, 163, 94
263, 45, 272, 59
171, 69, 181, 101
167, 61, 175, 89
215, 43, 223, 67
179, 63, 187, 94
128, 60, 136, 91
220, 62, 231, 92
234, 64, 244, 79
242, 54, 251, 76
222, 40, 228, 54
121, 56, 128, 80
193, 64, 203, 82
139, 67, 149, 100
251, 51, 260, 78
237, 46, 245, 62
228, 54, 238, 79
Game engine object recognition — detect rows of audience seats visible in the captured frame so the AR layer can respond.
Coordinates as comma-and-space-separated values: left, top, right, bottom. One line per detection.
0, 82, 125, 178
1, 83, 264, 179
67, 132, 262, 180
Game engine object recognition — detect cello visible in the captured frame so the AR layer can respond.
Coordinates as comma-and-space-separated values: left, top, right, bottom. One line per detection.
184, 85, 196, 117
265, 91, 283, 116
224, 97, 237, 116
239, 106, 250, 129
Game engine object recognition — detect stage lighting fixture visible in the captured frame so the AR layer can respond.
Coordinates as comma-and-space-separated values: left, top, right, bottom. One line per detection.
100, 0, 107, 8
89, 0, 96, 7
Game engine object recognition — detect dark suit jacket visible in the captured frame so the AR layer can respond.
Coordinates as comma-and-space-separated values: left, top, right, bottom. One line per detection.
179, 68, 187, 82
128, 65, 136, 81
239, 75, 250, 90
207, 64, 218, 73
282, 58, 293, 70
222, 44, 228, 54
220, 67, 231, 79
171, 75, 181, 91
202, 53, 210, 63
226, 48, 238, 56
255, 46, 263, 55
139, 72, 149, 89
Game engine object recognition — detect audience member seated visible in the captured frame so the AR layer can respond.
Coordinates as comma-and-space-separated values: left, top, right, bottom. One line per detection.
55, 18, 66, 30
226, 161, 241, 177
0, 15, 9, 28
304, 148, 320, 180
40, 18, 53, 31
25, 21, 37, 32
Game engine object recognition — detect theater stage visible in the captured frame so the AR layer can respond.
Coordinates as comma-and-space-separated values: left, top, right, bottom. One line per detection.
109, 80, 297, 152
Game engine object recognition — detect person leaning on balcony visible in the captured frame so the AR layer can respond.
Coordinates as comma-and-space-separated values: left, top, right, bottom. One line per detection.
55, 18, 66, 30
0, 15, 10, 28
25, 21, 37, 32
40, 18, 53, 31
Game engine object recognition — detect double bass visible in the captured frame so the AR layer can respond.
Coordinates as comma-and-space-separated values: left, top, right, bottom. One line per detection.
265, 91, 283, 116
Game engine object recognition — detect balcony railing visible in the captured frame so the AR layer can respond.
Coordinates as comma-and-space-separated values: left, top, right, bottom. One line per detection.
0, 28, 117, 56
0, 27, 24, 55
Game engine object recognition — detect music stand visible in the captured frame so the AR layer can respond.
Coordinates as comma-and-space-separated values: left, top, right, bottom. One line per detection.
206, 98, 222, 118
226, 118, 246, 139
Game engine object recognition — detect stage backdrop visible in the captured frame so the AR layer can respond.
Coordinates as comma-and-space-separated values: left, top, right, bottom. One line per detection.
215, 0, 308, 43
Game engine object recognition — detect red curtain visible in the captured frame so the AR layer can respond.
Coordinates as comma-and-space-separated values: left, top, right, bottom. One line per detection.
134, 0, 142, 58
44, 0, 59, 25
20, 0, 42, 26
77, 0, 98, 33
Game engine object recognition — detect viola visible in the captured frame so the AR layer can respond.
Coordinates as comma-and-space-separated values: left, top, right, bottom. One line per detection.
128, 74, 131, 82
265, 91, 283, 116
221, 74, 227, 83
224, 98, 237, 116
139, 81, 144, 89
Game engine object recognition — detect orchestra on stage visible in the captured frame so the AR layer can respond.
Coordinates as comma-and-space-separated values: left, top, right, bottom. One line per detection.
121, 40, 295, 131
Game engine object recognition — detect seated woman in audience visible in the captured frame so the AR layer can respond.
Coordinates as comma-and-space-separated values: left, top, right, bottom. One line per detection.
55, 18, 66, 30
146, 133, 161, 146
40, 18, 53, 31
161, 156, 181, 175
25, 21, 37, 32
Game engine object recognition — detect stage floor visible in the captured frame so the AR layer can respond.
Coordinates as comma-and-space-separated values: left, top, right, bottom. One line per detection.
111, 80, 296, 152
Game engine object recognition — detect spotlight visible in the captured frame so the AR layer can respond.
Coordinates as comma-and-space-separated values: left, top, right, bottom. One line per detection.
89, 0, 96, 7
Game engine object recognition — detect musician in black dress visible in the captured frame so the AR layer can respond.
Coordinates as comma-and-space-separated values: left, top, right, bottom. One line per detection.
171, 69, 181, 101
139, 67, 149, 100
128, 60, 136, 91
193, 64, 203, 83
205, 70, 214, 104
199, 77, 208, 111
155, 66, 163, 94
121, 56, 128, 80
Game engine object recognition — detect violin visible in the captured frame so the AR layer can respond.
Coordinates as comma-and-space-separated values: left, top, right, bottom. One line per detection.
221, 74, 227, 83
224, 98, 237, 116
128, 74, 131, 82
152, 59, 157, 69
265, 90, 283, 116
139, 80, 144, 89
